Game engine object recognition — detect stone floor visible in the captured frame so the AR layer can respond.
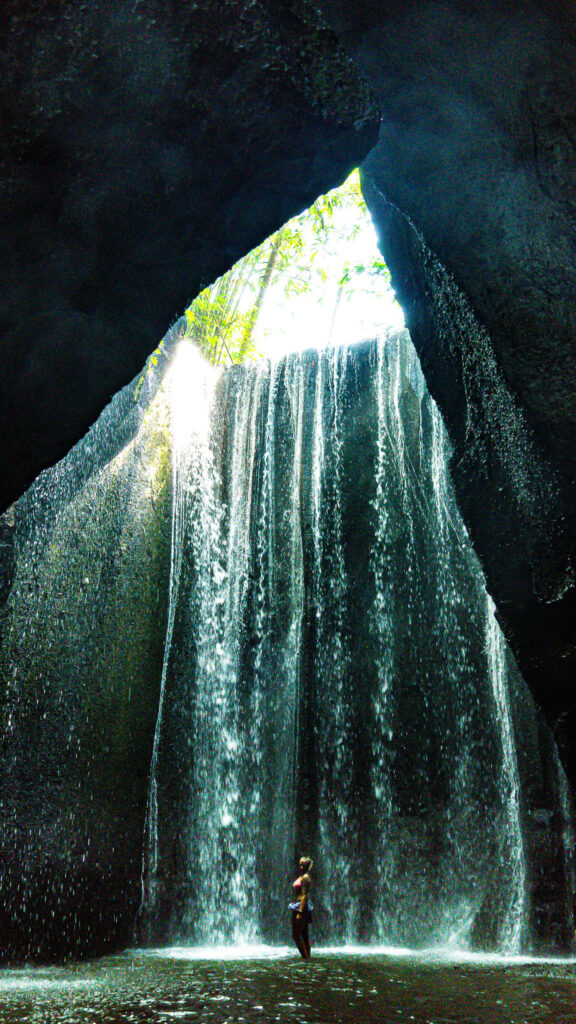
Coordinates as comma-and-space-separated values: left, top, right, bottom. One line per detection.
0, 946, 575, 1023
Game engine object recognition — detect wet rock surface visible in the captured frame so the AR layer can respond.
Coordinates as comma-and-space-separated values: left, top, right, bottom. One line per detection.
0, 345, 174, 961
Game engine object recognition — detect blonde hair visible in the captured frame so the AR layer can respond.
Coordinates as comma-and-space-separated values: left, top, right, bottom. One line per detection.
300, 855, 313, 873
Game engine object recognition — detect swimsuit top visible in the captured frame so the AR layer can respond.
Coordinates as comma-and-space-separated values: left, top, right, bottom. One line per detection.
293, 877, 303, 896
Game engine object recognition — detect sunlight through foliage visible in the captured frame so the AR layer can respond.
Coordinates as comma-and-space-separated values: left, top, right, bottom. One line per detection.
184, 170, 400, 365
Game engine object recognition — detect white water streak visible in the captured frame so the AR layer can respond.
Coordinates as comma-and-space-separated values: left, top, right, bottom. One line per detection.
486, 602, 527, 953
140, 344, 218, 923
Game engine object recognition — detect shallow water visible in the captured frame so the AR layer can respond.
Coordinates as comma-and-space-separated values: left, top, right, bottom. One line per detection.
0, 946, 575, 1023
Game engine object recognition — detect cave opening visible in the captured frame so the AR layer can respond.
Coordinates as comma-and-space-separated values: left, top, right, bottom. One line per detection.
182, 169, 404, 366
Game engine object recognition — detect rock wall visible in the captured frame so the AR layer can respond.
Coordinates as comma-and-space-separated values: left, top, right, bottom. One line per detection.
0, 345, 174, 960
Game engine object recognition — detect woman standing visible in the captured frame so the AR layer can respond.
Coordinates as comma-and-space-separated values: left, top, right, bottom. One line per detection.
290, 855, 313, 960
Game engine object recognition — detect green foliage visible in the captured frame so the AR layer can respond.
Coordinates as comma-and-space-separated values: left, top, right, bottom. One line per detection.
185, 276, 260, 366
185, 169, 392, 365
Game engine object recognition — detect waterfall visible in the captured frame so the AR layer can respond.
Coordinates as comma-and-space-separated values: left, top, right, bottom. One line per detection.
485, 603, 527, 951
136, 329, 559, 952
138, 354, 306, 944
308, 346, 360, 940
139, 344, 218, 933
0, 323, 571, 958
310, 332, 529, 950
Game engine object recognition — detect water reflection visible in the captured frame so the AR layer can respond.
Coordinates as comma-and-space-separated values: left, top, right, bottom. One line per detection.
141, 943, 292, 961
0, 974, 96, 992
0, 948, 574, 1023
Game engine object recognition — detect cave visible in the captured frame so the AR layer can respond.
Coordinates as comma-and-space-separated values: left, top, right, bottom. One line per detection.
0, 0, 576, 1013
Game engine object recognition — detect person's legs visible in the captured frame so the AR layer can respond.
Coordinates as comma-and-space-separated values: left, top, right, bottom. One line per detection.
301, 921, 311, 959
291, 912, 308, 960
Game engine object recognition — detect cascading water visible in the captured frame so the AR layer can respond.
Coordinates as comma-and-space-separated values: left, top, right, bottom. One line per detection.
485, 603, 527, 950
307, 346, 360, 941
0, 321, 572, 960
300, 334, 526, 951
138, 354, 306, 944
140, 344, 219, 935
137, 329, 570, 953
